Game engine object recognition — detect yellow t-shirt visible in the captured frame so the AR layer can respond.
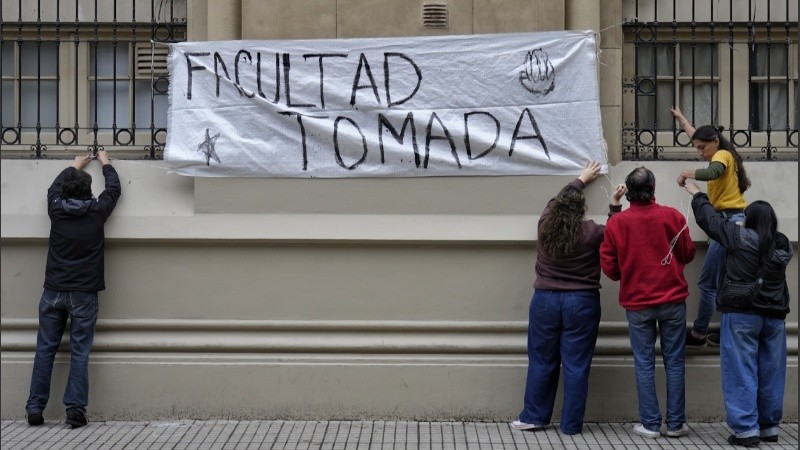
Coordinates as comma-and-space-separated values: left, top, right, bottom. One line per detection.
707, 150, 747, 210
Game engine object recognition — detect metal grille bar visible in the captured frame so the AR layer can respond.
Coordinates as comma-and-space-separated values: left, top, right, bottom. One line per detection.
0, 0, 186, 159
622, 0, 797, 161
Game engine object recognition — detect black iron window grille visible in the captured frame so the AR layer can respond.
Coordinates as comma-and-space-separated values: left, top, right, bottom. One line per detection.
622, 0, 798, 161
1, 0, 186, 159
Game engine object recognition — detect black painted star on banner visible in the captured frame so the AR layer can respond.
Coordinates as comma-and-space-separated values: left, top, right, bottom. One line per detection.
197, 128, 221, 166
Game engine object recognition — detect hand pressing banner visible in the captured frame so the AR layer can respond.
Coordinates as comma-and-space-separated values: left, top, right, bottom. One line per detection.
165, 31, 606, 178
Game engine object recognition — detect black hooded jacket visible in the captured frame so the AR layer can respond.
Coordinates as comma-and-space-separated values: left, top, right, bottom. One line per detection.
691, 193, 793, 319
44, 165, 121, 292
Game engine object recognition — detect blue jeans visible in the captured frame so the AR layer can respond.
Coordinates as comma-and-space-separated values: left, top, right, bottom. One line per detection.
626, 302, 686, 432
519, 289, 601, 435
720, 312, 787, 440
26, 289, 99, 416
693, 212, 746, 335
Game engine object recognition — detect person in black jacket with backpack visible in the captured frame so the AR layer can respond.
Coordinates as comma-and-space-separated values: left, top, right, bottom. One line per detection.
684, 181, 792, 448
25, 150, 121, 429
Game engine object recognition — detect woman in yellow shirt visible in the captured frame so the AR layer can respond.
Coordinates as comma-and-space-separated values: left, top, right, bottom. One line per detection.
670, 107, 751, 347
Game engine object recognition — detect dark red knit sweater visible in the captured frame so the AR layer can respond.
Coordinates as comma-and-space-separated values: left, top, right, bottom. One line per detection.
600, 198, 696, 311
534, 179, 621, 291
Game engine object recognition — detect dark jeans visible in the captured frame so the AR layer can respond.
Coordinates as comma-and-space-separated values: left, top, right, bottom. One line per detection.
625, 302, 686, 433
693, 212, 745, 335
518, 289, 601, 434
26, 289, 99, 416
721, 312, 786, 440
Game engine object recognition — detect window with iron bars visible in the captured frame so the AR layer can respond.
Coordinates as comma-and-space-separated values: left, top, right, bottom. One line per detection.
0, 0, 186, 159
622, 1, 798, 161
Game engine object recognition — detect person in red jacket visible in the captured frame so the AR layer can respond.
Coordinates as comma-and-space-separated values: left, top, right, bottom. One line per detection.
600, 167, 696, 440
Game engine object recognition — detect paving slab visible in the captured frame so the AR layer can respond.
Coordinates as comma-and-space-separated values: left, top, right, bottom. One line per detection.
0, 420, 797, 449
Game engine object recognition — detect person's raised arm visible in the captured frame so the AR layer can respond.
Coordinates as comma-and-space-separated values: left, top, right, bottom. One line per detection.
684, 182, 738, 250
578, 160, 601, 185
539, 160, 600, 228
72, 154, 92, 170
96, 149, 111, 166
670, 106, 696, 137
608, 183, 626, 218
95, 150, 121, 219
671, 107, 702, 187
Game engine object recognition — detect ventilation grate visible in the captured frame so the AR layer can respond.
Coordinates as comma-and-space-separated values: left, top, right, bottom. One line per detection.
422, 3, 448, 28
135, 43, 169, 77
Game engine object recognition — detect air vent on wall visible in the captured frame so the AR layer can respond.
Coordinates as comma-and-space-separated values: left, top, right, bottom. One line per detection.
422, 3, 449, 28
135, 43, 169, 77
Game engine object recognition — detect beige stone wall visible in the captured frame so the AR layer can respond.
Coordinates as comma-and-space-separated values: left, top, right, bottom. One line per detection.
1, 159, 797, 420
1, 0, 797, 421
235, 0, 565, 40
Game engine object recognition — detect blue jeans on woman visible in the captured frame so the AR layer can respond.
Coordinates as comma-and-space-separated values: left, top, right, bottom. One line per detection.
693, 212, 746, 336
518, 289, 601, 435
626, 302, 686, 433
720, 312, 787, 440
26, 289, 99, 416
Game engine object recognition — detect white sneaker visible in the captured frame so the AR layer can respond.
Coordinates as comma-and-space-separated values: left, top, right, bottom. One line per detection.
665, 423, 690, 437
633, 424, 660, 439
511, 420, 545, 430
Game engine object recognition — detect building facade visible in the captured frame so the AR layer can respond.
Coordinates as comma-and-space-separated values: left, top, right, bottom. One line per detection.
1, 0, 797, 421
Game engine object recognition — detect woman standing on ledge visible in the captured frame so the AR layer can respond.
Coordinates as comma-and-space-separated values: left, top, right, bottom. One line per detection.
670, 107, 751, 347
512, 161, 625, 435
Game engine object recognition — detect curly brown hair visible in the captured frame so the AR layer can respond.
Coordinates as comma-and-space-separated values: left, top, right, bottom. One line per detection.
539, 185, 585, 258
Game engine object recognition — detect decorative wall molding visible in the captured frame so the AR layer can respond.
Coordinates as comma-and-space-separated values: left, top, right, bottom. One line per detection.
3, 319, 797, 355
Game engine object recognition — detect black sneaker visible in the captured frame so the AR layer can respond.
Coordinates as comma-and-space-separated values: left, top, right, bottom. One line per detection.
685, 330, 706, 347
760, 435, 778, 442
26, 412, 44, 426
706, 333, 721, 347
65, 409, 87, 428
727, 435, 760, 447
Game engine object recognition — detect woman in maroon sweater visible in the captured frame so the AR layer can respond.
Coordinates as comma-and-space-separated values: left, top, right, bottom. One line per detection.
512, 161, 625, 435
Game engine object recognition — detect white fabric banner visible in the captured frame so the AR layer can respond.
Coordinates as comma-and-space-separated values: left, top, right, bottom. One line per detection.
165, 31, 607, 178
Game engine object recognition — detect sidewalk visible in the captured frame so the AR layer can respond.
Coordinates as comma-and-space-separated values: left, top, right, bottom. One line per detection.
1, 419, 797, 449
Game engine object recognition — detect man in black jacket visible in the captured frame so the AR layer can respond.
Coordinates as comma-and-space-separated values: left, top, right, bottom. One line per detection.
25, 150, 121, 428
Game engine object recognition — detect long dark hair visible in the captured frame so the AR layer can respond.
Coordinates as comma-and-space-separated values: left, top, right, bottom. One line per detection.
744, 200, 777, 258
692, 125, 751, 194
539, 185, 585, 258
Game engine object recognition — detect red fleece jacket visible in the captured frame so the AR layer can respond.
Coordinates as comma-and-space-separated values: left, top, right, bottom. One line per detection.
600, 199, 696, 311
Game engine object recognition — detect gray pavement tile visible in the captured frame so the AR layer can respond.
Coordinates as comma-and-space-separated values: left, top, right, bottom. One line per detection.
345, 421, 363, 447
270, 420, 293, 447
310, 420, 330, 444
332, 421, 349, 446
0, 421, 797, 449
